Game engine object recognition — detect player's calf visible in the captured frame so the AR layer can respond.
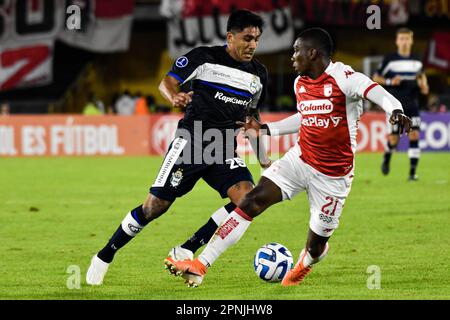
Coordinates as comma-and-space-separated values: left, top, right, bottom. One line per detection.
88, 197, 171, 285
408, 139, 420, 180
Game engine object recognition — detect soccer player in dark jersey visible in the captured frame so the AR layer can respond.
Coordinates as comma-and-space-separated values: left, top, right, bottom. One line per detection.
163, 28, 412, 288
86, 10, 270, 285
373, 28, 429, 181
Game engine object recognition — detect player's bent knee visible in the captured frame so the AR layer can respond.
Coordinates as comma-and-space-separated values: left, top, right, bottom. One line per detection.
227, 181, 254, 205
388, 135, 399, 147
142, 195, 172, 222
408, 130, 420, 141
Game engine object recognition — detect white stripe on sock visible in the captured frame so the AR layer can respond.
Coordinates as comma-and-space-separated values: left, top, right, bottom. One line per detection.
121, 212, 145, 237
408, 148, 420, 158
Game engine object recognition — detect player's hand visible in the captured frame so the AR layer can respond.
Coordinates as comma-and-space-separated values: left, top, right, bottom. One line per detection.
259, 159, 272, 169
391, 75, 402, 86
389, 109, 412, 135
236, 116, 263, 138
172, 91, 193, 108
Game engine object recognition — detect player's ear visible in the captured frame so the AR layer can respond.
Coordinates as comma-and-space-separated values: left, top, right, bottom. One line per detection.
226, 31, 235, 45
309, 48, 319, 60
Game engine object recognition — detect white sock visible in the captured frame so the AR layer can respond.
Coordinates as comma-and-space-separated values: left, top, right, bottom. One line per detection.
302, 243, 329, 268
198, 208, 252, 267
211, 206, 229, 225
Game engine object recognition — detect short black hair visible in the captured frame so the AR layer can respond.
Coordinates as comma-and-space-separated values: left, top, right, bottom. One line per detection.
297, 28, 334, 57
227, 9, 264, 34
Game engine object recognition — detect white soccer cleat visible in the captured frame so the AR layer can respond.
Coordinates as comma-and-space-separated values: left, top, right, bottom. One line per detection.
86, 255, 109, 285
168, 246, 194, 261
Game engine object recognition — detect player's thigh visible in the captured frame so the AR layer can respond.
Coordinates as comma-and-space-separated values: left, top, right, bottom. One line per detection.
307, 171, 354, 237
408, 115, 421, 141
202, 155, 254, 200
386, 114, 400, 140
404, 108, 421, 138
149, 137, 206, 202
262, 145, 308, 200
226, 180, 254, 205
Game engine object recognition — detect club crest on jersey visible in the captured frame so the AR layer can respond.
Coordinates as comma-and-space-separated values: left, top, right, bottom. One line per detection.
250, 76, 259, 94
170, 169, 183, 187
175, 56, 189, 68
324, 83, 333, 97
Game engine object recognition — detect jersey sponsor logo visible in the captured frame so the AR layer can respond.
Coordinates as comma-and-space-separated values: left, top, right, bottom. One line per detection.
175, 56, 189, 68
214, 92, 251, 106
302, 116, 331, 128
330, 116, 343, 127
152, 137, 187, 187
298, 99, 333, 115
301, 115, 343, 128
215, 217, 240, 240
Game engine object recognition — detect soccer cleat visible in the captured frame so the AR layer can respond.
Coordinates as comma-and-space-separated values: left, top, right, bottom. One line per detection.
86, 255, 109, 285
408, 174, 419, 181
167, 246, 194, 261
281, 249, 312, 287
164, 257, 207, 287
381, 161, 390, 175
165, 246, 198, 284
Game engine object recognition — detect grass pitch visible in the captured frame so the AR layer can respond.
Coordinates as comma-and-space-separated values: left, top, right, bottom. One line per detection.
0, 153, 449, 300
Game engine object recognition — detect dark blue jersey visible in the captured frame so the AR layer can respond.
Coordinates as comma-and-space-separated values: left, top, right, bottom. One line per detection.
168, 45, 268, 131
376, 53, 423, 110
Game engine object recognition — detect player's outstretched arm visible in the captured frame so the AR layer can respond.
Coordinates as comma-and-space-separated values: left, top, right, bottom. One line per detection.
158, 75, 193, 108
236, 113, 301, 137
417, 73, 429, 95
365, 84, 412, 134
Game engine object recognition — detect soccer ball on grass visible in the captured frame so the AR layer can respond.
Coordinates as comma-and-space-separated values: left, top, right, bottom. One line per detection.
254, 243, 294, 282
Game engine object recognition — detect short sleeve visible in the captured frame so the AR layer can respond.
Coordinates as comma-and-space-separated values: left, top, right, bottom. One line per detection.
167, 47, 207, 85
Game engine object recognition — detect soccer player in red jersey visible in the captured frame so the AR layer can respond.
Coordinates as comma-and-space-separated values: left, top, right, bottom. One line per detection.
164, 28, 412, 287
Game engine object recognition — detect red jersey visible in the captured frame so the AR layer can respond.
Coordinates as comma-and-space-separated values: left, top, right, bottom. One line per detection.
295, 61, 378, 177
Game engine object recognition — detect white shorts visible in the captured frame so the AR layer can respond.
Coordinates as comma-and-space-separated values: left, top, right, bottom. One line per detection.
262, 145, 354, 237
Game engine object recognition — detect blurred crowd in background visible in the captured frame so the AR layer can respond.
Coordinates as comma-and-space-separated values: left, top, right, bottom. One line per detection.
0, 0, 449, 116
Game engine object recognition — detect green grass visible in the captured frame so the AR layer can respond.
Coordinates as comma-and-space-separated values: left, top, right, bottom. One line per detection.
0, 153, 449, 300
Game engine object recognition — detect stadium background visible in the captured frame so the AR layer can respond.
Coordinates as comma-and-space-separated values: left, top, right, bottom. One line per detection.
0, 0, 449, 301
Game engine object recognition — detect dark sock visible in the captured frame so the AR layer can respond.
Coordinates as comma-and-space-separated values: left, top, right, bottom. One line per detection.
97, 205, 148, 263
181, 202, 237, 254
383, 142, 395, 164
409, 140, 420, 176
